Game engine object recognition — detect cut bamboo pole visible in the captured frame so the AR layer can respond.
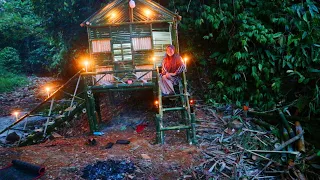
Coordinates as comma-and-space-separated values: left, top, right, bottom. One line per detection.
278, 110, 295, 139
274, 131, 304, 151
295, 121, 305, 152
250, 150, 300, 155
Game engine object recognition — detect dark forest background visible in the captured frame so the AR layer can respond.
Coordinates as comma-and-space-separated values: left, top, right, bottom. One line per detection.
1, 0, 320, 118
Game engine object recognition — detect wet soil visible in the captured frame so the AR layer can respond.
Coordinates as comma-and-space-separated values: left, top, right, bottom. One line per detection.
0, 82, 206, 179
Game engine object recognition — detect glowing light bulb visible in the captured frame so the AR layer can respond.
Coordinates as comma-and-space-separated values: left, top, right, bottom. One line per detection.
84, 61, 89, 72
13, 111, 19, 121
129, 0, 136, 8
45, 87, 51, 97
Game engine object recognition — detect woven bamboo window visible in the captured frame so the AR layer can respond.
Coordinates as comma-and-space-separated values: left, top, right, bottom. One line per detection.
92, 39, 111, 53
132, 37, 152, 51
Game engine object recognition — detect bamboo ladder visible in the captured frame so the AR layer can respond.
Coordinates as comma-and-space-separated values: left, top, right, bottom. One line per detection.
0, 70, 86, 146
155, 68, 197, 144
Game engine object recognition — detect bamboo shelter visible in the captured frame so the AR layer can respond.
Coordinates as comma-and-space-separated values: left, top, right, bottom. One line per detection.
80, 0, 181, 86
80, 0, 196, 144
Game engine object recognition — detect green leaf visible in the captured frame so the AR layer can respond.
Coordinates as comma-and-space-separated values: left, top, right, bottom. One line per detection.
232, 73, 241, 80
298, 76, 305, 83
287, 35, 292, 45
303, 13, 308, 23
199, 59, 207, 66
302, 32, 307, 39
311, 4, 319, 13
297, 8, 301, 18
282, 59, 286, 68
286, 70, 294, 73
203, 35, 209, 40
236, 100, 241, 107
314, 44, 320, 47
217, 81, 224, 88
309, 6, 314, 17
308, 68, 320, 73
234, 52, 242, 59
302, 47, 308, 58
279, 36, 284, 46
210, 52, 220, 58
273, 32, 282, 38
258, 64, 262, 71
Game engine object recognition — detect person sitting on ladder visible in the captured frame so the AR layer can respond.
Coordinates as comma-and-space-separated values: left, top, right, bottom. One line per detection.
159, 45, 186, 95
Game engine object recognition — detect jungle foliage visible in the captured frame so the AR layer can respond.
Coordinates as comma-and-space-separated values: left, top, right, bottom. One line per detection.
172, 0, 320, 116
0, 0, 106, 75
0, 0, 320, 116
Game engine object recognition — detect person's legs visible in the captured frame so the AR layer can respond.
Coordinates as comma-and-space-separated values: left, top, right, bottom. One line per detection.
160, 76, 175, 95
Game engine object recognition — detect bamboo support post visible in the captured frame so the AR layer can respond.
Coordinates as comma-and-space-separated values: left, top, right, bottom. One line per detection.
155, 114, 161, 144
191, 113, 197, 144
68, 74, 81, 116
43, 98, 55, 136
85, 88, 98, 133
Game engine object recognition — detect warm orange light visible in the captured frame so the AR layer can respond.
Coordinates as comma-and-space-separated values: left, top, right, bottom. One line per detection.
84, 61, 89, 72
154, 100, 159, 105
152, 57, 156, 61
189, 99, 194, 105
13, 111, 19, 116
145, 9, 151, 16
111, 13, 116, 18
45, 87, 50, 92
184, 57, 188, 63
45, 87, 51, 97
13, 111, 19, 120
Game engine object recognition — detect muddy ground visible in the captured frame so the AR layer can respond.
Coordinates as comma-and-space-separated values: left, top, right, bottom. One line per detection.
0, 78, 206, 179
2, 77, 319, 180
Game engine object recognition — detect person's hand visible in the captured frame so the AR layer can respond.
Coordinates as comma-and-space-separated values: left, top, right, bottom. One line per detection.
165, 73, 171, 79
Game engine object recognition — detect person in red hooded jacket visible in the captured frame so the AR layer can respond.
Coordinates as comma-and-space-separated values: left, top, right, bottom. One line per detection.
159, 45, 186, 95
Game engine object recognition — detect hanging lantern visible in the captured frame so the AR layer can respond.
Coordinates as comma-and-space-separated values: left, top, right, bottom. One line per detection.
129, 0, 135, 8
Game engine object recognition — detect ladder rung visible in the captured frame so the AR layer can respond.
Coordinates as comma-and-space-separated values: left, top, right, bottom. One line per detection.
162, 94, 185, 98
162, 107, 186, 112
160, 125, 191, 131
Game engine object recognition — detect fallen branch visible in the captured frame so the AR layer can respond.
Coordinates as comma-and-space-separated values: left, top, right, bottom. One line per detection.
254, 135, 268, 146
250, 150, 300, 155
207, 108, 227, 125
243, 128, 267, 134
252, 161, 273, 179
237, 145, 272, 161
